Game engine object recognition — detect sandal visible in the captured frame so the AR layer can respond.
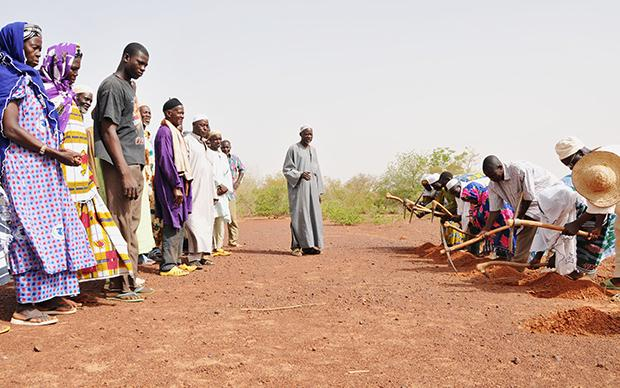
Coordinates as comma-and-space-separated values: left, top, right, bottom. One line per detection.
602, 279, 620, 291
10, 308, 58, 326
178, 264, 198, 272
291, 248, 302, 257
105, 291, 144, 302
36, 298, 78, 315
1, 325, 9, 334
160, 266, 189, 277
134, 286, 156, 295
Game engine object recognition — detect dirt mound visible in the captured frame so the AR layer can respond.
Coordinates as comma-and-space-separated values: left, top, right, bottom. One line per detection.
471, 265, 527, 285
521, 272, 609, 300
526, 307, 620, 335
412, 242, 438, 256
449, 251, 482, 271
422, 246, 445, 261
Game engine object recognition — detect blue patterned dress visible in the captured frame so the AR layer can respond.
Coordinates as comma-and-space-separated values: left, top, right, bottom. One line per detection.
1, 76, 95, 303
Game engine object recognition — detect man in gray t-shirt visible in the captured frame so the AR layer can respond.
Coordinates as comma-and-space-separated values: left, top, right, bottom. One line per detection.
92, 42, 151, 300
93, 74, 145, 166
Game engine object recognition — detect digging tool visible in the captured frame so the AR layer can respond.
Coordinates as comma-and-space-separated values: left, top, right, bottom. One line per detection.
441, 219, 591, 254
385, 193, 446, 218
508, 193, 523, 256
476, 247, 554, 275
440, 223, 458, 273
431, 200, 454, 218
443, 222, 475, 237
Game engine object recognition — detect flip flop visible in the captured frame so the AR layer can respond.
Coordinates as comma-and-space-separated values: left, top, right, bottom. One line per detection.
602, 279, 620, 291
0, 325, 9, 334
10, 309, 58, 326
134, 286, 156, 295
105, 291, 144, 303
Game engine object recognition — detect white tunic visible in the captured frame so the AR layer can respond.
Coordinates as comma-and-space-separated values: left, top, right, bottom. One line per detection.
184, 134, 217, 253
207, 148, 233, 223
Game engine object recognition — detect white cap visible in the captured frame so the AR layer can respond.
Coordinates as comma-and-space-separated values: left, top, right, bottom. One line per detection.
421, 173, 440, 185
299, 124, 312, 134
192, 114, 209, 124
73, 84, 93, 95
555, 136, 585, 160
446, 178, 460, 191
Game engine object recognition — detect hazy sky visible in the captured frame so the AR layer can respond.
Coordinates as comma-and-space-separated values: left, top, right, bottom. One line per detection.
5, 1, 618, 180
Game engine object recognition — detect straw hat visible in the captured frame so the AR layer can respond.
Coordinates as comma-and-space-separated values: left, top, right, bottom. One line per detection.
572, 150, 620, 208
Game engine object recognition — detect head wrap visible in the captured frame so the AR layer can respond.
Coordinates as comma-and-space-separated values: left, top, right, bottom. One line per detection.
555, 136, 585, 160
299, 124, 312, 134
73, 84, 93, 95
460, 182, 487, 205
446, 178, 460, 191
0, 22, 58, 166
192, 114, 209, 124
40, 43, 81, 132
23, 23, 41, 41
163, 97, 182, 112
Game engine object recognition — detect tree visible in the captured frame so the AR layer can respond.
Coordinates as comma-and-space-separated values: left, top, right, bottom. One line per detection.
378, 147, 479, 202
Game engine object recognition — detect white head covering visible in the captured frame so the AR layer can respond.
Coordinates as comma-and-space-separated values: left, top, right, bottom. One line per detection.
192, 114, 209, 124
208, 130, 222, 139
446, 178, 460, 191
299, 124, 312, 134
73, 84, 93, 95
420, 173, 440, 185
555, 136, 585, 160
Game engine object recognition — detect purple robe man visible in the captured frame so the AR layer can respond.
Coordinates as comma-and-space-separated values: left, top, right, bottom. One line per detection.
153, 98, 194, 276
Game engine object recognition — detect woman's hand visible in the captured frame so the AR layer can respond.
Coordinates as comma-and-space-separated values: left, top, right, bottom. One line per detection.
53, 148, 82, 166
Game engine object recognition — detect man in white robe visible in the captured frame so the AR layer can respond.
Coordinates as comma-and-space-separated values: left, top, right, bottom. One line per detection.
283, 125, 325, 256
184, 115, 217, 267
207, 131, 233, 257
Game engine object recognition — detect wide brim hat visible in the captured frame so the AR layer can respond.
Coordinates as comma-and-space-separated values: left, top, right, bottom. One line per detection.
572, 150, 620, 208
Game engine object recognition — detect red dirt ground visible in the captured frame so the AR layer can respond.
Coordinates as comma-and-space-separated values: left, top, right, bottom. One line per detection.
0, 217, 619, 386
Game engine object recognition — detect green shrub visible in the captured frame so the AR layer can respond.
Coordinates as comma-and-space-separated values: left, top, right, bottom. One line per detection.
253, 174, 289, 217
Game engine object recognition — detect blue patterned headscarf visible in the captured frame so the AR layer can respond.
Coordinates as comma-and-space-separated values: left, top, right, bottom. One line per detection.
0, 21, 58, 167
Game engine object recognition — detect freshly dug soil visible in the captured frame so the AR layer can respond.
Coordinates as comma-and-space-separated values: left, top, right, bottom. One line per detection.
521, 272, 610, 300
526, 307, 620, 335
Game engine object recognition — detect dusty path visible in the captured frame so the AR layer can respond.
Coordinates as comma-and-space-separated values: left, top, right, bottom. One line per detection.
0, 218, 618, 387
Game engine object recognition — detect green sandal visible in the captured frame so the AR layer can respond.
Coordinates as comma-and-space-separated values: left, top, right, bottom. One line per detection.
105, 291, 144, 303
602, 279, 620, 291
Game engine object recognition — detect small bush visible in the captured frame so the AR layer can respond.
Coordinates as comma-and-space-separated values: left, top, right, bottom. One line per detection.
253, 174, 289, 217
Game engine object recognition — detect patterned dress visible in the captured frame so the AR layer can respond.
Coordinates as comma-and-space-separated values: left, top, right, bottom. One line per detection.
1, 76, 95, 303
60, 102, 134, 281
461, 182, 515, 258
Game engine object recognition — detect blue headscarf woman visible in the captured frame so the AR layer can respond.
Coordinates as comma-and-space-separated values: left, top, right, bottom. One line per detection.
0, 22, 95, 326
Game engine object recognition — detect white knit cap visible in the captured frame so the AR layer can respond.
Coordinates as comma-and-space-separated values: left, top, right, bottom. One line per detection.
555, 136, 585, 160
299, 124, 312, 134
192, 114, 209, 124
421, 173, 440, 185
445, 178, 460, 191
73, 84, 93, 95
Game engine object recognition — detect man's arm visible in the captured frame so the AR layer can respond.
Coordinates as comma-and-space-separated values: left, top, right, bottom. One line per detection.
100, 117, 139, 200
233, 170, 245, 191
516, 200, 532, 220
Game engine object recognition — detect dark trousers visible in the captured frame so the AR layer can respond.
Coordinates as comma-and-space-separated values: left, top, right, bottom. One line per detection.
160, 224, 184, 272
